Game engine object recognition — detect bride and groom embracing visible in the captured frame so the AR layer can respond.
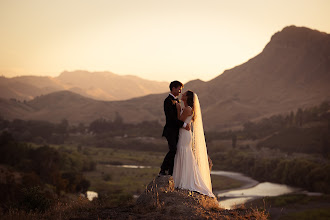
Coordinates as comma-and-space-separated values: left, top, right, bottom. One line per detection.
159, 80, 215, 198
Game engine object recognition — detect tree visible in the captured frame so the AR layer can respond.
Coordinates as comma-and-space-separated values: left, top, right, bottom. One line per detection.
56, 119, 69, 134
0, 131, 14, 146
295, 108, 303, 127
322, 132, 329, 158
232, 134, 237, 148
114, 112, 124, 127
89, 118, 109, 133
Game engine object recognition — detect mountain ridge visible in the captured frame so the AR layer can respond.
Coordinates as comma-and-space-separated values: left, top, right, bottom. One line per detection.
0, 71, 169, 101
1, 26, 329, 130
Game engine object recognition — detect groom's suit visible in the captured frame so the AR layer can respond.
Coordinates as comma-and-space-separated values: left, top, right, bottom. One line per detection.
161, 94, 185, 175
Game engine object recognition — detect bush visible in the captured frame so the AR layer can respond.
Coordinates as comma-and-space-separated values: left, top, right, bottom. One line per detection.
19, 187, 52, 213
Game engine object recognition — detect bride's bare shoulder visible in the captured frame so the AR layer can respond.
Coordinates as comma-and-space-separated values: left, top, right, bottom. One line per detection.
184, 106, 193, 115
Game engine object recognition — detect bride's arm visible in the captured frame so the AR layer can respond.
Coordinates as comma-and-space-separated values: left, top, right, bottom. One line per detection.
179, 106, 192, 122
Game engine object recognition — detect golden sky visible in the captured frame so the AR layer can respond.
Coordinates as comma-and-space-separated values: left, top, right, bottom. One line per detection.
1, 0, 329, 83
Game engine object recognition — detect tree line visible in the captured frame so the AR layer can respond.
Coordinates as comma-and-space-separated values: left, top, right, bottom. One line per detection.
242, 101, 330, 140
206, 101, 330, 156
212, 149, 330, 194
0, 112, 163, 145
0, 131, 95, 212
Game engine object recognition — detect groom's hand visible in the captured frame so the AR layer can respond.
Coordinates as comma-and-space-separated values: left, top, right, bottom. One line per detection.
184, 123, 190, 131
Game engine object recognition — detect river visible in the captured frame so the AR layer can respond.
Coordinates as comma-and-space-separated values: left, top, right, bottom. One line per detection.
88, 165, 310, 209
211, 170, 300, 209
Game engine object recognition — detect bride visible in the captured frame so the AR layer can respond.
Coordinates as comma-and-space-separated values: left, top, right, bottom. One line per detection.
172, 90, 215, 198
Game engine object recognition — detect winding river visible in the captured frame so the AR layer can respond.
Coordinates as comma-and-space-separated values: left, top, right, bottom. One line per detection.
211, 170, 299, 209
88, 165, 312, 209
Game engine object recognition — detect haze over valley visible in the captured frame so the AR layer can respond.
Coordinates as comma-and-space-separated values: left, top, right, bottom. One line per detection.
0, 70, 168, 101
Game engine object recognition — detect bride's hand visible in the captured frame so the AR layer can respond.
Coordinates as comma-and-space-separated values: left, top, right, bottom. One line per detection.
184, 123, 190, 131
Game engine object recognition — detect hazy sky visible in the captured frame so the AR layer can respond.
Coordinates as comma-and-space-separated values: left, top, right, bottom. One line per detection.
1, 0, 329, 83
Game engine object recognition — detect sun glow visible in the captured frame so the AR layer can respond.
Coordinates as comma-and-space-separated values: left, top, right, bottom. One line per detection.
1, 0, 329, 83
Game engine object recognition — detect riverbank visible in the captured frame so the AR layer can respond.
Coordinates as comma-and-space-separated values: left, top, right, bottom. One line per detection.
211, 170, 330, 219
212, 170, 305, 209
211, 170, 259, 193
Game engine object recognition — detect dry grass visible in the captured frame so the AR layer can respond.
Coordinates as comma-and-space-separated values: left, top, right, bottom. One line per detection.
1, 193, 269, 220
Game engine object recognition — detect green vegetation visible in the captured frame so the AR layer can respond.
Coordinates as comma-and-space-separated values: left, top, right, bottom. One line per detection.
0, 101, 329, 218
246, 194, 330, 220
207, 101, 330, 155
85, 165, 159, 195
258, 126, 329, 154
212, 149, 330, 193
209, 101, 330, 193
211, 174, 243, 192
0, 132, 93, 213
89, 114, 163, 138
262, 194, 315, 207
279, 208, 330, 220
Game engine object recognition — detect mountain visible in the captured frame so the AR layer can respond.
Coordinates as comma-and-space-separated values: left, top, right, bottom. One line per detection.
1, 26, 329, 130
185, 25, 330, 129
0, 76, 63, 101
0, 71, 168, 101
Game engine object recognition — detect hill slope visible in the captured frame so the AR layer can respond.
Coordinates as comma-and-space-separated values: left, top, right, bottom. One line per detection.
186, 26, 330, 129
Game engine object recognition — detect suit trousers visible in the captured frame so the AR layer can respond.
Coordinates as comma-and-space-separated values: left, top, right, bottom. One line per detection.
160, 133, 178, 175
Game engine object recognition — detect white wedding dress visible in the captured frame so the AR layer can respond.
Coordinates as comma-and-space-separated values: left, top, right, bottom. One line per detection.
172, 94, 215, 198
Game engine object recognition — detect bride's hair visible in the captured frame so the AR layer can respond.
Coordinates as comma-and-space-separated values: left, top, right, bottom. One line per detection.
186, 90, 195, 121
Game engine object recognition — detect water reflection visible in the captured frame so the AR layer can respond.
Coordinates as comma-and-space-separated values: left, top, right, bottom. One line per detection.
86, 191, 98, 201
219, 197, 255, 209
211, 171, 302, 209
211, 170, 258, 190
106, 164, 153, 169
221, 182, 297, 197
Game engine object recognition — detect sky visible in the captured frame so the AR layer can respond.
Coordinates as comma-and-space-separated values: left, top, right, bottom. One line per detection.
1, 0, 329, 83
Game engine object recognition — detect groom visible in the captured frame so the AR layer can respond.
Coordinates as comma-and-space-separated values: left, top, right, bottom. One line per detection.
159, 80, 190, 176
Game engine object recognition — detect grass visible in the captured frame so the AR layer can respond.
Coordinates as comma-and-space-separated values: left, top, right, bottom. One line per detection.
72, 145, 248, 199
32, 143, 246, 199
58, 144, 166, 166
84, 164, 159, 195
253, 194, 330, 207
279, 208, 330, 220
265, 194, 311, 207
211, 174, 244, 192
246, 194, 330, 220
84, 163, 244, 197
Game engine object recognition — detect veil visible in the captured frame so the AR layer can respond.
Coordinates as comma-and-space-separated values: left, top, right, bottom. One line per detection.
192, 93, 212, 191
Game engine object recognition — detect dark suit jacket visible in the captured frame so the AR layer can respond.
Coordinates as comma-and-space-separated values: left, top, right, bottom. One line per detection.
162, 94, 184, 139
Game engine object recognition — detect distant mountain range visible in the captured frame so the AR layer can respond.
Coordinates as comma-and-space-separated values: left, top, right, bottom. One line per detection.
0, 70, 168, 101
1, 26, 329, 130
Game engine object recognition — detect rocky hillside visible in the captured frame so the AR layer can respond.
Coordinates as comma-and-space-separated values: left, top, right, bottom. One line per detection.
1, 175, 268, 219
83, 176, 267, 219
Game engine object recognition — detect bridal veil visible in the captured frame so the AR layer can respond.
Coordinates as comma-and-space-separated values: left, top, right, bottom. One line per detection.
192, 93, 212, 192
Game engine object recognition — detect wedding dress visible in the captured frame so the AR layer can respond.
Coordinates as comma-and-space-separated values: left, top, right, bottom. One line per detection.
172, 94, 215, 198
